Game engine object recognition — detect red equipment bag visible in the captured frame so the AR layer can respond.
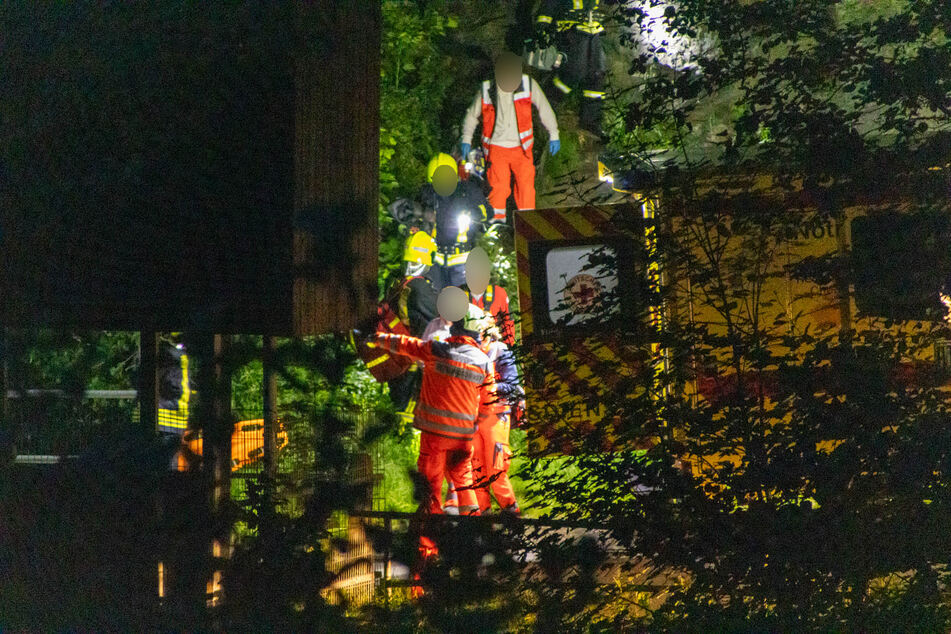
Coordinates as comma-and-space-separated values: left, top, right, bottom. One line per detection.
356, 301, 413, 382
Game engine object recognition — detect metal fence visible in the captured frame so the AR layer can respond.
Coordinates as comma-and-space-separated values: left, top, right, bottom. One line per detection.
4, 385, 388, 607
323, 409, 385, 606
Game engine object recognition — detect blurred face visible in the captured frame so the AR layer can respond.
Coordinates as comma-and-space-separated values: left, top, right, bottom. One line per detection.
465, 247, 491, 295
494, 53, 522, 92
431, 164, 458, 197
437, 286, 469, 323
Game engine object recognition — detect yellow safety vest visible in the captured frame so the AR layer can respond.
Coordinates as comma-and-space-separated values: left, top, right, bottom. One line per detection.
157, 353, 190, 431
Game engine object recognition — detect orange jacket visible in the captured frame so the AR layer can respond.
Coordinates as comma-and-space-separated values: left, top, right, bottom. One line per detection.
374, 333, 494, 441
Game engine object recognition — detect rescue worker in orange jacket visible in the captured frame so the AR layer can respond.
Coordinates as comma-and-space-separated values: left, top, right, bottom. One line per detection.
433, 305, 522, 513
370, 298, 495, 516
469, 309, 523, 513
461, 51, 560, 223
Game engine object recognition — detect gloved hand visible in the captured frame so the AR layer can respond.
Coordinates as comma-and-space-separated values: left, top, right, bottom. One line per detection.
460, 142, 471, 159
548, 139, 561, 156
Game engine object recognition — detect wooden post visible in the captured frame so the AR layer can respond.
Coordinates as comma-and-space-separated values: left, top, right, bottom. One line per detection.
262, 335, 278, 479
182, 332, 233, 611
139, 331, 160, 436
0, 326, 9, 460
207, 334, 231, 608
262, 335, 278, 532
208, 335, 232, 511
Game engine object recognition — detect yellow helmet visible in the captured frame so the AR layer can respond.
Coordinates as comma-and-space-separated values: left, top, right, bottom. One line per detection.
426, 152, 458, 183
403, 230, 436, 267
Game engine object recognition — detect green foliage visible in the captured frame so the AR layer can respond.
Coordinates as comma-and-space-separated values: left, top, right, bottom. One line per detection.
4, 330, 140, 454
521, 1, 951, 629
10, 330, 138, 392
379, 0, 458, 294
379, 429, 421, 512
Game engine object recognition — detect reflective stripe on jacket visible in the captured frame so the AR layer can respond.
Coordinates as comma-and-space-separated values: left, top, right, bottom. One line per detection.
375, 333, 494, 440
537, 0, 604, 34
158, 346, 191, 433
481, 75, 534, 157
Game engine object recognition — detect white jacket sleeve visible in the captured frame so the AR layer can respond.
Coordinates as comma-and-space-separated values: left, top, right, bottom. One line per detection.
461, 90, 483, 146
531, 77, 559, 141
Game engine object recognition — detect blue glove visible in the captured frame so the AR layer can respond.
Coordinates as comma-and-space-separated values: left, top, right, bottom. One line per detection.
549, 139, 561, 156
460, 142, 471, 158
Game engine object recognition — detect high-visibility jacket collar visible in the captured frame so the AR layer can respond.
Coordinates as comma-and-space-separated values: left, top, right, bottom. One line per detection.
481, 75, 534, 157
468, 285, 504, 313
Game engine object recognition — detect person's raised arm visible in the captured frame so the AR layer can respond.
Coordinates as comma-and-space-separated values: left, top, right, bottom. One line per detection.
530, 77, 560, 155
371, 333, 432, 364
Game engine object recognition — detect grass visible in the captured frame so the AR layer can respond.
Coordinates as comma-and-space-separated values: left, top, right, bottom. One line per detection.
378, 426, 541, 516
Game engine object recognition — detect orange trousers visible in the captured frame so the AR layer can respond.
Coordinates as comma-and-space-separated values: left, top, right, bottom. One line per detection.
417, 433, 479, 515
486, 144, 536, 214
471, 411, 518, 512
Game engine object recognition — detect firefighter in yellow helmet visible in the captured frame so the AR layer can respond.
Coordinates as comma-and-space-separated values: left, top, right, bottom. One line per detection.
354, 231, 438, 422
399, 231, 439, 336
421, 152, 490, 290
383, 231, 440, 429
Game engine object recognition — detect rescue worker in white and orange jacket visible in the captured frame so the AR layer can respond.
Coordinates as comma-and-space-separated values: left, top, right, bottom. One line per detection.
461, 51, 560, 223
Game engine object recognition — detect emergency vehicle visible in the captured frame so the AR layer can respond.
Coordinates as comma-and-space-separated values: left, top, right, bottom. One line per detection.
516, 169, 951, 467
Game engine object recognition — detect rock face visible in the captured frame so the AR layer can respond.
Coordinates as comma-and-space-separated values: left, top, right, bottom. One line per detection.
623, 1, 717, 72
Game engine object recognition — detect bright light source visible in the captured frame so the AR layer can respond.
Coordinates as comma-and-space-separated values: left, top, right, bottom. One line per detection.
625, 1, 716, 72
458, 212, 472, 233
